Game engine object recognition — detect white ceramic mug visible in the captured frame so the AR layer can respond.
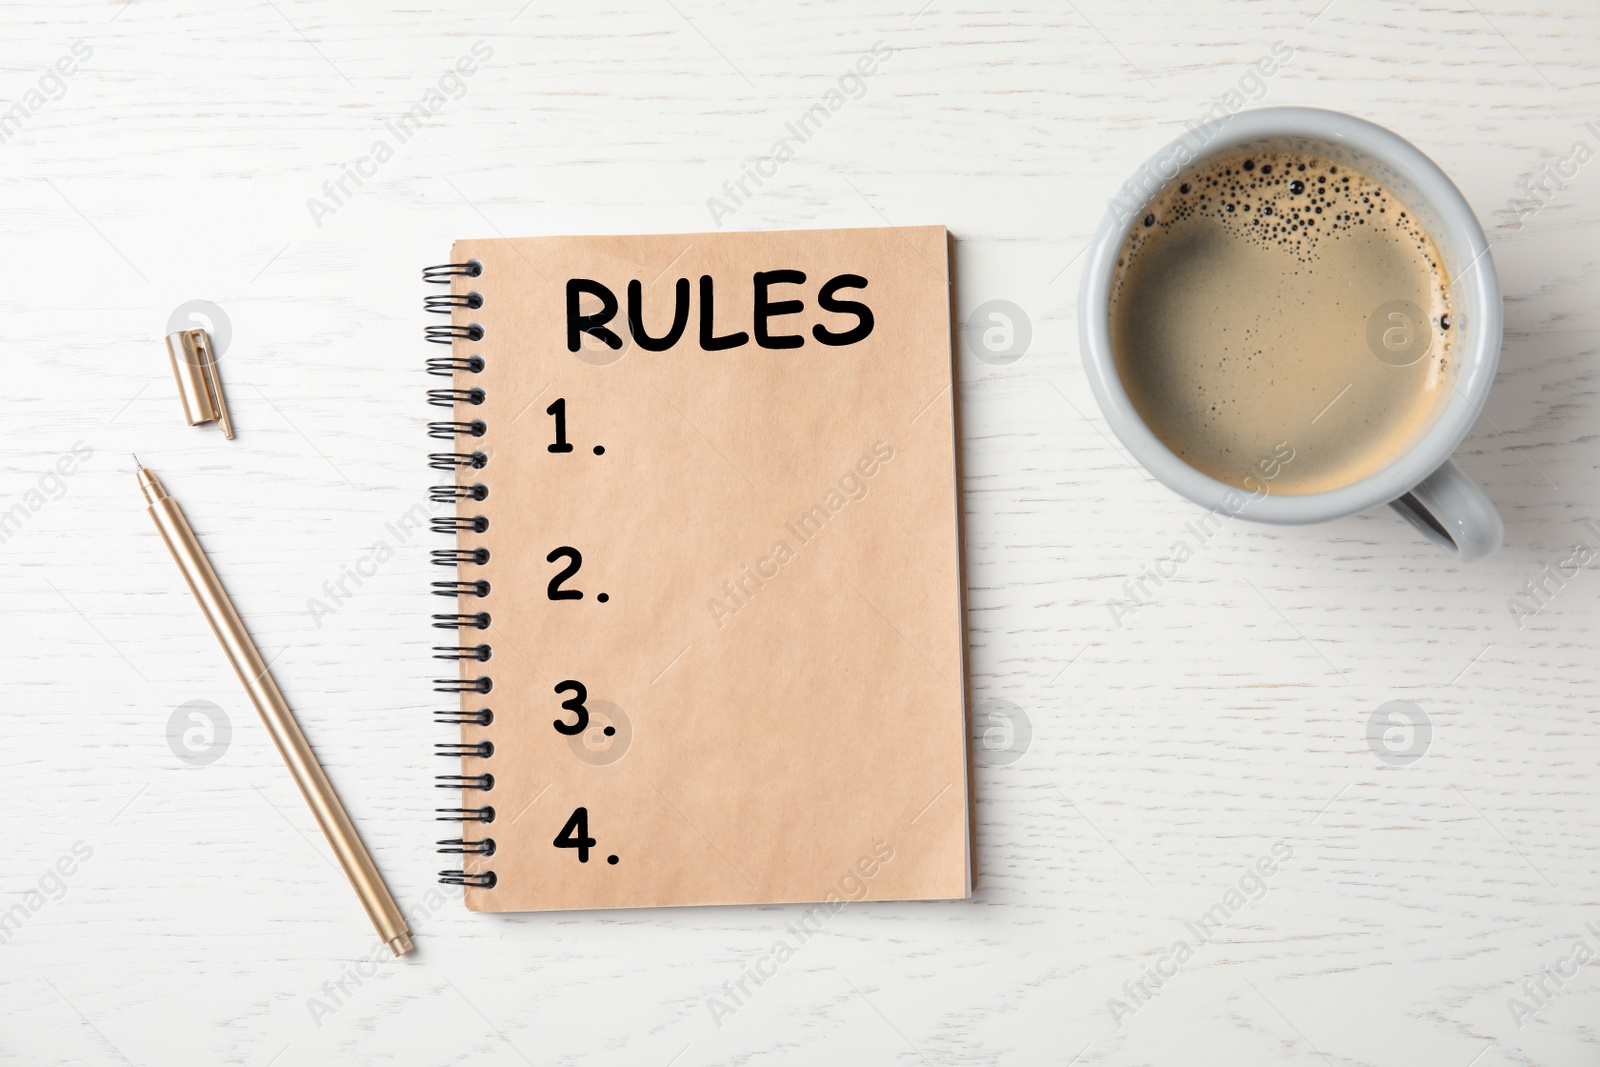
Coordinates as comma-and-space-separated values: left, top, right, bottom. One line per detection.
1080, 107, 1503, 561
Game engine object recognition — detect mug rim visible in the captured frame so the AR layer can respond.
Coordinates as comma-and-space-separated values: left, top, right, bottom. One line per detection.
1079, 106, 1501, 525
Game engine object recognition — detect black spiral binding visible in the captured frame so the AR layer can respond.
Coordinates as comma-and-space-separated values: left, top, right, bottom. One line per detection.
425, 259, 497, 891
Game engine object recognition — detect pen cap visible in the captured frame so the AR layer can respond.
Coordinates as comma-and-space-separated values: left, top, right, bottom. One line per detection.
165, 328, 234, 439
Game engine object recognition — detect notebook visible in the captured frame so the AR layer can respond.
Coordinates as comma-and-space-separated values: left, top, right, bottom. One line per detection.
424, 226, 970, 911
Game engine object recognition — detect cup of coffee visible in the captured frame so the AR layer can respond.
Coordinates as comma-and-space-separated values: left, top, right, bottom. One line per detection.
1080, 107, 1503, 560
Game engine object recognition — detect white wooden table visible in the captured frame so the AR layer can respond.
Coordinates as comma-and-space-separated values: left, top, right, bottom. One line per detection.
3, 2, 1597, 1064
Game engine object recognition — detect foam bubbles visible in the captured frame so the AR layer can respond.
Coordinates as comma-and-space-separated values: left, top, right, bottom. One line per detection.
1116, 150, 1445, 270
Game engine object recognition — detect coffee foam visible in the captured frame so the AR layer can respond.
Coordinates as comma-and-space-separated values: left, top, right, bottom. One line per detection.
1108, 150, 1457, 496
1117, 150, 1445, 271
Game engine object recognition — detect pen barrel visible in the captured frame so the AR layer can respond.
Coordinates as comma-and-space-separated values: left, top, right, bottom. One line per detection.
149, 496, 413, 955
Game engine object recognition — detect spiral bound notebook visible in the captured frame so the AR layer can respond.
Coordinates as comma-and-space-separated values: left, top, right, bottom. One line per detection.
425, 226, 970, 912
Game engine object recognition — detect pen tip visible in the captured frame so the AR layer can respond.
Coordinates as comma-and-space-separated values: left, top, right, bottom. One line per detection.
132, 453, 142, 471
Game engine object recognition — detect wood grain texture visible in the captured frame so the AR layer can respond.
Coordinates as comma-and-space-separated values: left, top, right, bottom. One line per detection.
0, 1, 1595, 1064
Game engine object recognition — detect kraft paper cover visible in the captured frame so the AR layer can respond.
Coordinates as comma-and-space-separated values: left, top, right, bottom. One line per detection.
447, 225, 968, 911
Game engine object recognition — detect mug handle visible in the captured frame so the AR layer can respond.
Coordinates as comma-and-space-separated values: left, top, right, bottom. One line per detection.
1388, 459, 1503, 562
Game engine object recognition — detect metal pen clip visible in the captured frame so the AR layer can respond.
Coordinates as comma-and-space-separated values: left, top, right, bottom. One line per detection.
165, 328, 234, 440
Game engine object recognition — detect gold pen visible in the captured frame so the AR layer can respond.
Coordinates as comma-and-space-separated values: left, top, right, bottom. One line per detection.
138, 459, 414, 957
